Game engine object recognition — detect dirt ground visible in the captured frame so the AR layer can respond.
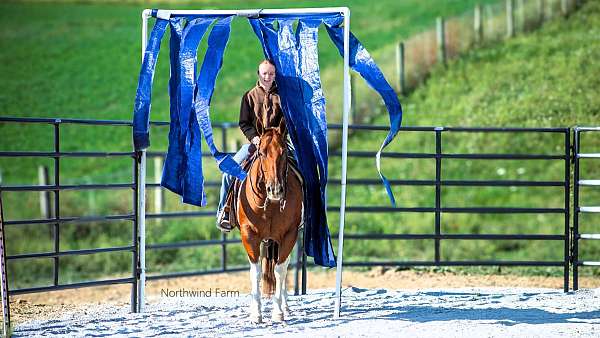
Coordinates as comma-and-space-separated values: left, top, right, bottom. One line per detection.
8, 268, 600, 325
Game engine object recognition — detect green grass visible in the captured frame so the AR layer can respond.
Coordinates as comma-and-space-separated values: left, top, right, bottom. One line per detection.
3, 0, 600, 288
0, 0, 500, 289
325, 0, 600, 279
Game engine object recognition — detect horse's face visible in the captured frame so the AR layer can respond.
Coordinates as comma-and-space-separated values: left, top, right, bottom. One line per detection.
258, 128, 287, 201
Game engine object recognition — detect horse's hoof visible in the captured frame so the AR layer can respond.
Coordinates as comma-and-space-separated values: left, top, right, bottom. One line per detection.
271, 311, 284, 322
249, 314, 262, 324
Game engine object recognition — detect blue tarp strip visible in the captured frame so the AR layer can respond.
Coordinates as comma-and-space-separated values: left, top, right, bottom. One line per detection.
132, 13, 402, 268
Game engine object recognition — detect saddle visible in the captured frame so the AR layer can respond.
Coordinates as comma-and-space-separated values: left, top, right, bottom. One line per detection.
224, 145, 303, 230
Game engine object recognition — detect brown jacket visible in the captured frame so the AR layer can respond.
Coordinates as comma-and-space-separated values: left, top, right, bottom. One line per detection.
239, 82, 286, 142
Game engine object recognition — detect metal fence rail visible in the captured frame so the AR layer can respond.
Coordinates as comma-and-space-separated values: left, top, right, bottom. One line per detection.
323, 126, 571, 292
0, 116, 586, 311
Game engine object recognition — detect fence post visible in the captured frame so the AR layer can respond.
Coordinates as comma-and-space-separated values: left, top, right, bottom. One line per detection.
0, 193, 11, 338
517, 0, 525, 32
474, 4, 483, 44
561, 0, 569, 16
38, 165, 51, 219
396, 41, 406, 96
506, 0, 515, 38
153, 156, 163, 221
436, 17, 446, 66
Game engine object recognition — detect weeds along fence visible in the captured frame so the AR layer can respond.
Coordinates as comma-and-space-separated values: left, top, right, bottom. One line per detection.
1, 117, 599, 306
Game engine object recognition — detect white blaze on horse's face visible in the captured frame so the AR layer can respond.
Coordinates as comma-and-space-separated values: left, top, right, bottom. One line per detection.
259, 130, 286, 201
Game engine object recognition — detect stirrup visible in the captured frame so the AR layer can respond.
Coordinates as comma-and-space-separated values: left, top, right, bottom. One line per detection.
217, 210, 234, 233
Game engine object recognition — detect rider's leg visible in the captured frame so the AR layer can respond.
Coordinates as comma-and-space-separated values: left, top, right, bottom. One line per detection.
216, 144, 251, 230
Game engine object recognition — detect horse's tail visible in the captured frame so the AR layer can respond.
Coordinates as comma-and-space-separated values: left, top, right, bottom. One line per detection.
261, 239, 278, 297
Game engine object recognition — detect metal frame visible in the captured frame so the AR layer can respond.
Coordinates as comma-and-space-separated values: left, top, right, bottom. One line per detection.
324, 125, 572, 292
0, 117, 585, 324
139, 6, 352, 317
572, 127, 600, 290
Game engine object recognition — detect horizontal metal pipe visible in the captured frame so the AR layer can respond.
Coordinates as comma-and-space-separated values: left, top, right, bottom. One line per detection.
326, 206, 565, 214
0, 117, 569, 133
328, 151, 564, 160
4, 214, 134, 226
9, 277, 135, 295
342, 261, 565, 267
1, 183, 135, 192
337, 233, 565, 240
148, 7, 348, 17
7, 246, 135, 260
0, 151, 134, 158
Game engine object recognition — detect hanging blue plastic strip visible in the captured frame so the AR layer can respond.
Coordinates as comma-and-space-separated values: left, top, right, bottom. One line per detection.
249, 17, 336, 267
162, 18, 186, 196
323, 16, 403, 207
192, 16, 247, 181
132, 18, 169, 150
176, 17, 218, 206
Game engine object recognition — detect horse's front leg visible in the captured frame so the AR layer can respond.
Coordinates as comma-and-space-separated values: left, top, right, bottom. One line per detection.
249, 257, 262, 323
273, 255, 291, 321
243, 233, 263, 324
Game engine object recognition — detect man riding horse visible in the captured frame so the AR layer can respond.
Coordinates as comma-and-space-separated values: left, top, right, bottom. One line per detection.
216, 59, 296, 232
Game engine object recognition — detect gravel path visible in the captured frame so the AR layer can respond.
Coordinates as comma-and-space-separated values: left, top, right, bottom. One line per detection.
13, 287, 600, 337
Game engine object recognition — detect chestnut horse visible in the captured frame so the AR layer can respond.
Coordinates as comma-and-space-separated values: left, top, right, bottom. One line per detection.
237, 127, 303, 323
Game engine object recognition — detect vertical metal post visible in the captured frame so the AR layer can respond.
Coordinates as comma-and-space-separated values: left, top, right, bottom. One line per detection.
294, 234, 301, 296
334, 7, 350, 319
436, 17, 446, 66
0, 193, 11, 338
572, 128, 580, 290
134, 9, 150, 313
564, 129, 570, 292
474, 4, 483, 44
221, 126, 228, 272
53, 121, 60, 287
136, 150, 146, 313
301, 233, 307, 295
131, 155, 139, 313
153, 156, 163, 220
396, 42, 406, 96
435, 128, 443, 263
506, 0, 515, 38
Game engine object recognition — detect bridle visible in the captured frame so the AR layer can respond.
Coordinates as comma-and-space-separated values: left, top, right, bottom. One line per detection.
249, 135, 289, 212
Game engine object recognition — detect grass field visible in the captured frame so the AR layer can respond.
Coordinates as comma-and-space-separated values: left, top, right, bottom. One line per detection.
2, 0, 599, 289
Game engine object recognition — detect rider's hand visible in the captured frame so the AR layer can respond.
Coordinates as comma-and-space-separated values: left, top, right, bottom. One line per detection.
251, 136, 260, 146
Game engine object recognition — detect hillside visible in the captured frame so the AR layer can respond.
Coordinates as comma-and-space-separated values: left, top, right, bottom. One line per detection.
0, 0, 505, 288
327, 0, 600, 273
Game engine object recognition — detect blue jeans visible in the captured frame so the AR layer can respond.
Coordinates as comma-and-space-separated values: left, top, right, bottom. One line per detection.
217, 143, 251, 220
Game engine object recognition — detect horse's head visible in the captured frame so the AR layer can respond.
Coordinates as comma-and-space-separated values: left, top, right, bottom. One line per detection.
257, 126, 287, 201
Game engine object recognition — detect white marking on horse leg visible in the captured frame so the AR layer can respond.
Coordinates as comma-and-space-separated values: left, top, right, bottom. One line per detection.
280, 256, 291, 316
248, 258, 262, 323
272, 256, 290, 322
